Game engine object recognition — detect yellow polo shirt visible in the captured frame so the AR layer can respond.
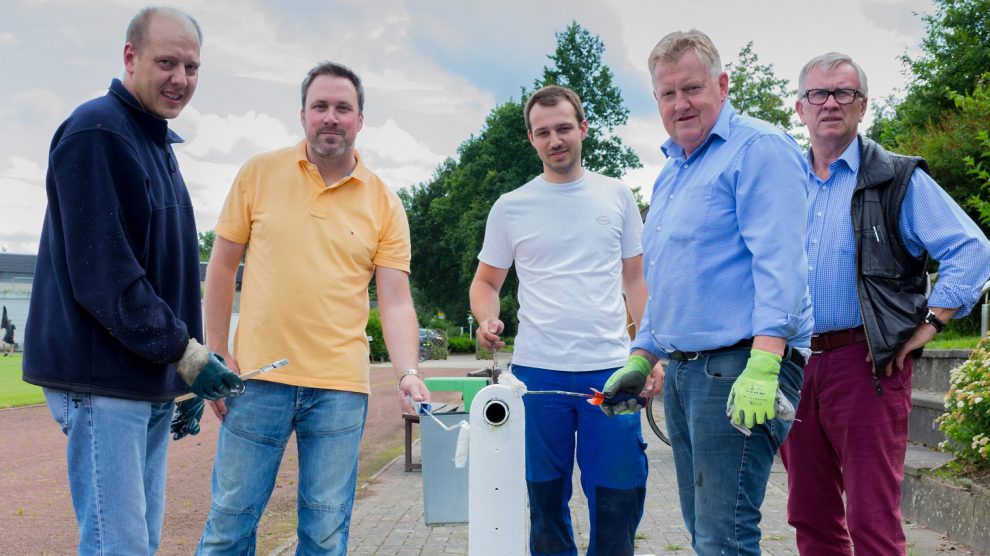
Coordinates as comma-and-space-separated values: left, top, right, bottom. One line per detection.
216, 141, 410, 393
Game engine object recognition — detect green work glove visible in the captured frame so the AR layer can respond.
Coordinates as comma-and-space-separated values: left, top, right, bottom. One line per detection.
601, 355, 652, 417
176, 339, 245, 401
726, 348, 782, 430
171, 397, 205, 440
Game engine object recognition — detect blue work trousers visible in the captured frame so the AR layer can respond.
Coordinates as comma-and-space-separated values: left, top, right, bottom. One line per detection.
512, 365, 648, 556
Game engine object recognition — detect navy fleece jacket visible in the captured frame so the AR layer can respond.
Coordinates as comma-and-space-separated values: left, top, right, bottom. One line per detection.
23, 79, 202, 401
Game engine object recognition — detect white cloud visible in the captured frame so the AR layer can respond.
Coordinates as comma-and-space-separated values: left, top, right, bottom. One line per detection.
180, 107, 298, 158
0, 32, 18, 46
2, 155, 45, 183
360, 119, 445, 166
0, 173, 48, 254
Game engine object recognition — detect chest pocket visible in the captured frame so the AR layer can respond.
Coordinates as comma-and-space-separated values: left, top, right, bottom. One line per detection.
665, 177, 716, 242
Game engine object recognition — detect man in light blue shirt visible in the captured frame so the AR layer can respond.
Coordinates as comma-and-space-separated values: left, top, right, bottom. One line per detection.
779, 52, 990, 556
602, 29, 812, 554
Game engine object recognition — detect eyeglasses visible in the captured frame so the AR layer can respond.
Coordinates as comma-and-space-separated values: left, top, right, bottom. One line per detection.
803, 88, 862, 105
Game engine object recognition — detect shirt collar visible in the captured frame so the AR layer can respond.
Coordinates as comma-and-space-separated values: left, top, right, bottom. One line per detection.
295, 140, 372, 188
660, 102, 735, 160
107, 78, 183, 145
806, 136, 860, 178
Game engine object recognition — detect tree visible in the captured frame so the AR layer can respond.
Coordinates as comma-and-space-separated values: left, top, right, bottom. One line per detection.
891, 76, 990, 212
198, 230, 215, 262
404, 22, 640, 328
725, 41, 796, 132
956, 79, 990, 226
870, 0, 990, 143
539, 21, 641, 178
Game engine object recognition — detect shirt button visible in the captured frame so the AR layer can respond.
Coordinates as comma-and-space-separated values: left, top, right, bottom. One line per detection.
668, 194, 674, 199
656, 225, 661, 230
682, 164, 688, 169
648, 295, 653, 301
821, 185, 826, 190
812, 238, 818, 244
809, 265, 814, 271
650, 261, 656, 266
650, 329, 656, 334
816, 211, 823, 217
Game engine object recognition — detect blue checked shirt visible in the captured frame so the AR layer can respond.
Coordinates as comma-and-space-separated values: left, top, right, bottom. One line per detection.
806, 137, 990, 333
631, 103, 813, 357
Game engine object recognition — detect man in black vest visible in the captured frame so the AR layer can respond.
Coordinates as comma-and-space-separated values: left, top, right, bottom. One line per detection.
779, 52, 990, 555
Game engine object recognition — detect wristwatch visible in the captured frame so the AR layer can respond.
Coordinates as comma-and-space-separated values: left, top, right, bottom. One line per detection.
923, 310, 946, 333
398, 368, 420, 385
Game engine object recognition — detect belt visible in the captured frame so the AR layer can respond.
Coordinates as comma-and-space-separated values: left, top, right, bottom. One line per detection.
669, 339, 806, 368
810, 326, 866, 352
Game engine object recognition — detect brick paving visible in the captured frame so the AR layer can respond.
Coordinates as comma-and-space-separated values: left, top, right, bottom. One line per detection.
275, 417, 977, 555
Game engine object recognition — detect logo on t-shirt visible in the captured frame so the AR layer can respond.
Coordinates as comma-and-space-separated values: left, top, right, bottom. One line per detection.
596, 216, 611, 225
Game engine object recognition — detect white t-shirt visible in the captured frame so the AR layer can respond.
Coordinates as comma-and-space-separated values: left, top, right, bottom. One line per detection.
478, 171, 643, 371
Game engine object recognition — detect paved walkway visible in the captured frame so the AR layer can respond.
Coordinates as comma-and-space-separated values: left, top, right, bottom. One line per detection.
269, 376, 978, 556
337, 442, 972, 555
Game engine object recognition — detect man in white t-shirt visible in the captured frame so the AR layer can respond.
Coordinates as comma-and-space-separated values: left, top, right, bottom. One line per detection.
469, 85, 654, 556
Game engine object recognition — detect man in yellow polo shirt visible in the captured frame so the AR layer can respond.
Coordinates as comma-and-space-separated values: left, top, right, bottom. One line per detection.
195, 61, 431, 555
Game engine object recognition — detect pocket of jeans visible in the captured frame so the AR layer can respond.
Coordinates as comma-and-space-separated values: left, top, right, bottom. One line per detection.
701, 352, 747, 382
43, 388, 69, 433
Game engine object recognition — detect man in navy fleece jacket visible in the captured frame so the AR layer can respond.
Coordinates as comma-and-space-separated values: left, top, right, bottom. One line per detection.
22, 7, 241, 554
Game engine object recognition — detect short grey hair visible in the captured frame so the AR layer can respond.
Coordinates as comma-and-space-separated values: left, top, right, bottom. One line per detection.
126, 7, 202, 49
301, 61, 365, 111
647, 29, 722, 79
797, 52, 869, 98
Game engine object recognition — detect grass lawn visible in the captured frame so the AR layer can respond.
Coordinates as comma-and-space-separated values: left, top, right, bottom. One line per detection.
0, 354, 44, 408
928, 334, 983, 350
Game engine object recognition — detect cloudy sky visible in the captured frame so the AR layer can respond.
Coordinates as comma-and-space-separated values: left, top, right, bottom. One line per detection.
1, 0, 935, 254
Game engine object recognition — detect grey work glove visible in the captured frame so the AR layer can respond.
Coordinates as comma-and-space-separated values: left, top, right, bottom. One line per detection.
176, 339, 245, 401
601, 355, 651, 416
171, 397, 205, 440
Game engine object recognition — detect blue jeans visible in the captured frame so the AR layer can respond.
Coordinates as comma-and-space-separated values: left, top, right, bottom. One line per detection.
664, 348, 802, 555
512, 365, 648, 556
43, 388, 174, 556
197, 380, 368, 556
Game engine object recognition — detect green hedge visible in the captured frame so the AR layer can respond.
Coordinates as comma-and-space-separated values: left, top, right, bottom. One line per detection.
447, 335, 474, 353
366, 309, 388, 362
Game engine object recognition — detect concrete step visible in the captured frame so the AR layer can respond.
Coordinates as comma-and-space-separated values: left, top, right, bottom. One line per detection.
910, 389, 947, 448
913, 349, 970, 392
902, 443, 990, 552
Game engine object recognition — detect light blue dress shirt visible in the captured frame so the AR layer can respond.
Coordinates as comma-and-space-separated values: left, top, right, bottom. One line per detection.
631, 103, 813, 357
805, 137, 990, 333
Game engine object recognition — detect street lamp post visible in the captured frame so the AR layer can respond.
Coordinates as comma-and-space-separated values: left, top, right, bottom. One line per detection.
467, 314, 474, 341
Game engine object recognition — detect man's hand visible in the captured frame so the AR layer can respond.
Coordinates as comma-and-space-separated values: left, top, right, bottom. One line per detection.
884, 323, 937, 376
207, 351, 241, 420
727, 349, 781, 429
398, 374, 431, 414
601, 355, 652, 416
171, 397, 205, 440
476, 318, 505, 352
643, 361, 665, 399
176, 339, 245, 401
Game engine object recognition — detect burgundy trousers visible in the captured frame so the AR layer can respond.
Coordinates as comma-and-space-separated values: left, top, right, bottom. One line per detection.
779, 340, 912, 555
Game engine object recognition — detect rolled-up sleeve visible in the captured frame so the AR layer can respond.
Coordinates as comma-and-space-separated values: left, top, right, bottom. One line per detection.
900, 169, 990, 317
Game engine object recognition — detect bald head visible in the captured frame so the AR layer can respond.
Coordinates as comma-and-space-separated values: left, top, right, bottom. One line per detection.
126, 7, 202, 50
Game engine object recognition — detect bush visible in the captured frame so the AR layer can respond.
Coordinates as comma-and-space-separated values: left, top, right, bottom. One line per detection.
447, 335, 475, 353
366, 309, 388, 362
938, 335, 990, 468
